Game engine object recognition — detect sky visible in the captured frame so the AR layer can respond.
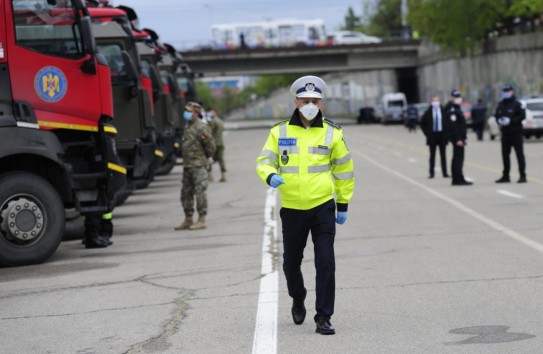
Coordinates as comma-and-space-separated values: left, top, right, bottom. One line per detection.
110, 0, 375, 50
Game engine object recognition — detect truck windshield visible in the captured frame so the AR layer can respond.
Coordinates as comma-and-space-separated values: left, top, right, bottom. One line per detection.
12, 0, 85, 59
176, 77, 188, 92
98, 44, 127, 84
388, 100, 404, 108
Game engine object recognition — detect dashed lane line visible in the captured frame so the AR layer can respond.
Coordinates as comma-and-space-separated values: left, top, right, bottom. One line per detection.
362, 134, 543, 185
497, 190, 525, 199
355, 150, 543, 254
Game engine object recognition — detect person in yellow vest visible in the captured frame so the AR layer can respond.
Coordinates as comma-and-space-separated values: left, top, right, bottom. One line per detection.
256, 75, 355, 335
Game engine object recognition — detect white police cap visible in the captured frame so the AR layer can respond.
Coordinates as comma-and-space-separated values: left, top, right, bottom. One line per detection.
290, 75, 327, 99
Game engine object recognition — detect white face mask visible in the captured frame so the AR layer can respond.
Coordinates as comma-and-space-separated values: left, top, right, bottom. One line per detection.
299, 103, 319, 121
431, 101, 440, 108
454, 97, 462, 105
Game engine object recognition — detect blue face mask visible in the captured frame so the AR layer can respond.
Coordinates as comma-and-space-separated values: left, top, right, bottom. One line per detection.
183, 111, 193, 121
503, 92, 513, 99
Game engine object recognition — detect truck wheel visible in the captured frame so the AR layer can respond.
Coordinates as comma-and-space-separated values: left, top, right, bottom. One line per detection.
0, 172, 64, 266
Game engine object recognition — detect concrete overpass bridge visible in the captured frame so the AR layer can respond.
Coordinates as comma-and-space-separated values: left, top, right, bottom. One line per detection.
179, 40, 421, 76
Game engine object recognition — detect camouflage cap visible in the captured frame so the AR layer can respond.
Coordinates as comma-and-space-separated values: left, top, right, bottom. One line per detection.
185, 101, 202, 113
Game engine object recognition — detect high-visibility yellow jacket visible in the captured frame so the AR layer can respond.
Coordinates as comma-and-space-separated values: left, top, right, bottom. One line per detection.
256, 112, 354, 211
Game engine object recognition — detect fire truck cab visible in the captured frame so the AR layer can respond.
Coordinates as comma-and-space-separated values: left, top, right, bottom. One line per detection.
0, 0, 125, 266
89, 9, 161, 200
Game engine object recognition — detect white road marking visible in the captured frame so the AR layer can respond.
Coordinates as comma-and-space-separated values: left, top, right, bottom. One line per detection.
356, 151, 543, 254
407, 158, 417, 163
497, 190, 525, 199
252, 187, 279, 354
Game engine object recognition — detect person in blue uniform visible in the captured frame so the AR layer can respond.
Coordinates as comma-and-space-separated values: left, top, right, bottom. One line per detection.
444, 90, 473, 186
494, 85, 527, 183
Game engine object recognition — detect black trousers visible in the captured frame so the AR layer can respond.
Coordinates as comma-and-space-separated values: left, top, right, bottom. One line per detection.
501, 133, 526, 178
428, 134, 447, 176
451, 144, 465, 183
280, 199, 336, 321
473, 122, 484, 141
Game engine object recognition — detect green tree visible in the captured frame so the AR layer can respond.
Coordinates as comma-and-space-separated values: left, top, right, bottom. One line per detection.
195, 81, 216, 108
366, 0, 403, 38
341, 0, 403, 38
407, 0, 543, 54
342, 6, 361, 31
252, 75, 300, 96
196, 74, 316, 116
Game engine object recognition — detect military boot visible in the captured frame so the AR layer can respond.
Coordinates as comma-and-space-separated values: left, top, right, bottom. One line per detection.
189, 215, 207, 230
84, 226, 109, 249
99, 217, 114, 246
175, 215, 193, 230
219, 172, 227, 182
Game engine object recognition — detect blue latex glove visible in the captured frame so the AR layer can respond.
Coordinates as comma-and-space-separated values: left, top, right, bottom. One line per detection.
336, 211, 347, 225
269, 175, 285, 188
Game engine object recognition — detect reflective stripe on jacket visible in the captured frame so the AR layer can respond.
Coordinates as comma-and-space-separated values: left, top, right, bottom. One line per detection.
256, 114, 354, 210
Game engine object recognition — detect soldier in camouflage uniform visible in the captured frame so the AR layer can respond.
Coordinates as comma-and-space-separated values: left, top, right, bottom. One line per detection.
175, 102, 216, 231
207, 107, 227, 182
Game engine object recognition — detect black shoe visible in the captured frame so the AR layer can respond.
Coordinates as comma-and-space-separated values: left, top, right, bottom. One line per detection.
443, 174, 450, 178
85, 236, 111, 249
518, 176, 527, 183
495, 176, 510, 183
315, 318, 335, 335
101, 236, 113, 246
291, 298, 306, 325
452, 180, 473, 186
428, 174, 434, 179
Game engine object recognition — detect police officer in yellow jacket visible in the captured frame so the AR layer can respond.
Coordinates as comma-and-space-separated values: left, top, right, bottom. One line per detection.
256, 76, 355, 335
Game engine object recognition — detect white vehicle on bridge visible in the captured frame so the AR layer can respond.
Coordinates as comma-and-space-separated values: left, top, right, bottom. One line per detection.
210, 19, 326, 49
329, 31, 382, 45
488, 97, 543, 140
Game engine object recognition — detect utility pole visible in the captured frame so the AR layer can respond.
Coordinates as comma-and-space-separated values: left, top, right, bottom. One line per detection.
401, 0, 410, 40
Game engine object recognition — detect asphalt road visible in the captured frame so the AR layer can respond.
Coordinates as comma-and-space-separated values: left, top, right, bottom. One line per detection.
1, 123, 543, 354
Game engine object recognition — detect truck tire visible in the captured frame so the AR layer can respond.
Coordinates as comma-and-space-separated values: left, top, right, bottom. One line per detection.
0, 172, 64, 266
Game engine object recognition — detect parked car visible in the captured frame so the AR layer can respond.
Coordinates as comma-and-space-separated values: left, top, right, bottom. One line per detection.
357, 106, 376, 124
402, 102, 429, 126
413, 102, 430, 123
488, 97, 543, 140
329, 31, 381, 45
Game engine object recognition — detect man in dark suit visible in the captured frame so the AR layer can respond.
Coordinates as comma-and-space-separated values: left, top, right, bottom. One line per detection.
420, 95, 449, 178
444, 90, 473, 186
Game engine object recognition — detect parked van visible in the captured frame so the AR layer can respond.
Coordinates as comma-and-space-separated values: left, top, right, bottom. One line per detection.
375, 92, 408, 124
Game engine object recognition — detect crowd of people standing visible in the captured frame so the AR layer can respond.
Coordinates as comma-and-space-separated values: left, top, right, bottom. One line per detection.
416, 86, 527, 185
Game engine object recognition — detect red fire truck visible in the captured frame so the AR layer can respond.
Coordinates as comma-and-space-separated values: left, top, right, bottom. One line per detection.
0, 0, 125, 266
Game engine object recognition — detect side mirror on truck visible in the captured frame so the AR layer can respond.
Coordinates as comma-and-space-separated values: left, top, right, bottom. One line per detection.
80, 16, 97, 74
121, 51, 139, 98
